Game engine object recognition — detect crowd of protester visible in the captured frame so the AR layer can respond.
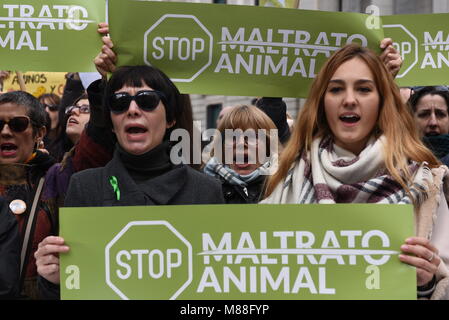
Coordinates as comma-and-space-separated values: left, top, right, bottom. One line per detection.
0, 21, 448, 301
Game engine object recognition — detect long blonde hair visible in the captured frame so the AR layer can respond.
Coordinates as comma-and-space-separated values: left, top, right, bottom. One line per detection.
264, 44, 439, 198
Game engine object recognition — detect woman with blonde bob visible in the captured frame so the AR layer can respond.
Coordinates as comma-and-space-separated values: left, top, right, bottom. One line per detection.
262, 44, 449, 299
204, 105, 279, 204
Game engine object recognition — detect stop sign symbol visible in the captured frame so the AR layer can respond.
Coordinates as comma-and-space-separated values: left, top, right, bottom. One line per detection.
105, 221, 192, 300
144, 14, 213, 82
383, 24, 418, 78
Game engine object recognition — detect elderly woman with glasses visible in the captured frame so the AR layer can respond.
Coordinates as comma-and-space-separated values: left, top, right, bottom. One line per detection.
203, 105, 280, 204
0, 91, 56, 299
35, 65, 225, 298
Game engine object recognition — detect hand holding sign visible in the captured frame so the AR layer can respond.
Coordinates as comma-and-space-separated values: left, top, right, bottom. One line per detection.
399, 237, 441, 287
380, 38, 403, 78
35, 236, 70, 285
0, 70, 10, 82
98, 22, 110, 35
94, 23, 117, 78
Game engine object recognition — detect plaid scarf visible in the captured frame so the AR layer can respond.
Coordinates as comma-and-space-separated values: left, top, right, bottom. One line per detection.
262, 135, 432, 204
204, 157, 271, 187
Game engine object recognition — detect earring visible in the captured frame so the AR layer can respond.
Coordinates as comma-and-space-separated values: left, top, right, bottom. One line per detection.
34, 140, 43, 151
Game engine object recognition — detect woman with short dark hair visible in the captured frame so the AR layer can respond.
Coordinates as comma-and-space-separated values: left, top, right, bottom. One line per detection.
0, 91, 56, 299
35, 65, 225, 297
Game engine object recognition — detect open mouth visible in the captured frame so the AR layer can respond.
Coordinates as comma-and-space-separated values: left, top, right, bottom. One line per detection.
339, 114, 360, 124
0, 143, 18, 155
68, 118, 79, 125
125, 126, 148, 134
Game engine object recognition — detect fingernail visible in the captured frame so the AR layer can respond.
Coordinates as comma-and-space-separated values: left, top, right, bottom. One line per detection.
401, 245, 408, 250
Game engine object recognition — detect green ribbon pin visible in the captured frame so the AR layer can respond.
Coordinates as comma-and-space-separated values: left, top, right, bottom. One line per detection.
109, 176, 120, 201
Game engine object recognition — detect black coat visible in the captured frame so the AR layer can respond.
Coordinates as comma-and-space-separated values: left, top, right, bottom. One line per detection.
220, 176, 266, 204
0, 197, 20, 299
39, 151, 225, 299
64, 151, 225, 207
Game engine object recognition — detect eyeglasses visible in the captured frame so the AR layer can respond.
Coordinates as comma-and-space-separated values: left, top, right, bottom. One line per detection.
222, 131, 261, 146
109, 90, 166, 114
43, 104, 59, 112
0, 116, 30, 133
65, 105, 91, 115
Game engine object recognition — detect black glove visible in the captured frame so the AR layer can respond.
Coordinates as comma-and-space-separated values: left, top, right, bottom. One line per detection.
255, 97, 291, 144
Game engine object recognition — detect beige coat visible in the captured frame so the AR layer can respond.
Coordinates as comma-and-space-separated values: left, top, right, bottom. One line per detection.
416, 166, 449, 300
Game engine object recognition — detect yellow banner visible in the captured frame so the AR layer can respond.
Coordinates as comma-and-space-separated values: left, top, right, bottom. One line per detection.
2, 72, 66, 97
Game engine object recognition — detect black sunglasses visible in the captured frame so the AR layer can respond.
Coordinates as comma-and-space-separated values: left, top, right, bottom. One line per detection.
109, 90, 166, 114
0, 116, 30, 133
43, 104, 59, 112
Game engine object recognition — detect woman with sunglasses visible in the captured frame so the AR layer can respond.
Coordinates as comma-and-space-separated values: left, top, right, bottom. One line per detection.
0, 91, 56, 299
35, 65, 225, 298
66, 35, 197, 174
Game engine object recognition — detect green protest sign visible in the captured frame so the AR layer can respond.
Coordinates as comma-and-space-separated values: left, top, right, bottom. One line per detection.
382, 13, 449, 86
259, 0, 300, 9
0, 0, 105, 72
60, 204, 416, 300
108, 1, 384, 98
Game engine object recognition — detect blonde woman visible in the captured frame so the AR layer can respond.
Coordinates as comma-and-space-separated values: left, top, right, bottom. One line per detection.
204, 105, 279, 204
262, 44, 449, 299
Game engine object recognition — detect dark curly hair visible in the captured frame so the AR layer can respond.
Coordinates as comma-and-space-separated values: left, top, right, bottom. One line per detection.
409, 86, 449, 113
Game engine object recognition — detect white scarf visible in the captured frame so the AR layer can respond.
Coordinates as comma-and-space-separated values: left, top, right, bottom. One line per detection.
261, 135, 432, 204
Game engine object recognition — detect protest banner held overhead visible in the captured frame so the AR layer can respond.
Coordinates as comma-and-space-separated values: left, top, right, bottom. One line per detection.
108, 0, 384, 98
2, 71, 66, 96
383, 13, 449, 87
1, 1, 448, 92
0, 0, 106, 72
